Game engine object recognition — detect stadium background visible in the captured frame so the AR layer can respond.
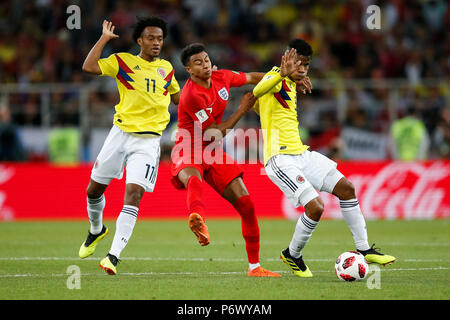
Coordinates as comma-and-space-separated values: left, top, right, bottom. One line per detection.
0, 0, 449, 221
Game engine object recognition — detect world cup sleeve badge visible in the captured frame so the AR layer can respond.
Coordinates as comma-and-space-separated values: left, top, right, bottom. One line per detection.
195, 109, 209, 123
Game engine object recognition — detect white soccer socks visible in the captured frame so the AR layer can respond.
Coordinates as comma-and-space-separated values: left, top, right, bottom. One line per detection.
87, 195, 105, 235
109, 205, 138, 259
289, 213, 318, 258
340, 199, 370, 251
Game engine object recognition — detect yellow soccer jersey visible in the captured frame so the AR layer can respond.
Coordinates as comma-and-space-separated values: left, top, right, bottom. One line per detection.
98, 52, 180, 134
253, 66, 309, 165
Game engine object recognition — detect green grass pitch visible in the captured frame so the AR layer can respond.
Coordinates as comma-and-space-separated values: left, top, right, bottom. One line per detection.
0, 219, 449, 300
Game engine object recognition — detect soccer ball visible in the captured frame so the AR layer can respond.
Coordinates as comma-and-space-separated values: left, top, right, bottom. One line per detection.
334, 251, 368, 281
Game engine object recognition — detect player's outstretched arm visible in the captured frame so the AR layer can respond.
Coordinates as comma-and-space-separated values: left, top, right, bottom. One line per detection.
206, 92, 257, 138
245, 72, 265, 85
253, 72, 283, 98
253, 48, 301, 98
82, 20, 119, 75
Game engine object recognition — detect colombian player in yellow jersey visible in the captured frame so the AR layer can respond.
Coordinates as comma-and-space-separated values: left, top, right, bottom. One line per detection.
253, 39, 396, 277
78, 17, 180, 275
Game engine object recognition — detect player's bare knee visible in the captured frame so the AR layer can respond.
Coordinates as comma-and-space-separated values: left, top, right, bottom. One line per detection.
306, 206, 323, 222
224, 177, 249, 204
333, 178, 356, 200
86, 182, 105, 199
179, 168, 202, 188
305, 197, 324, 221
340, 181, 356, 200
124, 193, 142, 207
86, 188, 100, 199
124, 184, 145, 207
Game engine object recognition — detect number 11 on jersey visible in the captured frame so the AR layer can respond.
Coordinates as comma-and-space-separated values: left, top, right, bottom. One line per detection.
145, 78, 156, 93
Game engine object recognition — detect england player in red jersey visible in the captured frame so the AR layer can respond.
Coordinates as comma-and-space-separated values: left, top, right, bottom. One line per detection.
171, 43, 280, 277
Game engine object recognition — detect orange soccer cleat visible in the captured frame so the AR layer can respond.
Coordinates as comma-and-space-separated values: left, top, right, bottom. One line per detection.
188, 213, 210, 246
248, 266, 281, 277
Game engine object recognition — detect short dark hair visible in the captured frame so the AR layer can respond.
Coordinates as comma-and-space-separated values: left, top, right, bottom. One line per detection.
180, 43, 206, 66
132, 16, 168, 43
288, 39, 313, 58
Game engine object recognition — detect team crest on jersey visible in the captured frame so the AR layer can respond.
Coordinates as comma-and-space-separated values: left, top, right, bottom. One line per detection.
296, 175, 305, 184
157, 67, 166, 78
218, 87, 229, 101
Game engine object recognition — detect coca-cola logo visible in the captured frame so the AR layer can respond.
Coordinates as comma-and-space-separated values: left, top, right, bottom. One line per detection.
360, 162, 449, 219
282, 162, 450, 220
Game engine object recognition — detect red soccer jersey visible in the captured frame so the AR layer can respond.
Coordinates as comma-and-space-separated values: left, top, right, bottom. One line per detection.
175, 69, 247, 149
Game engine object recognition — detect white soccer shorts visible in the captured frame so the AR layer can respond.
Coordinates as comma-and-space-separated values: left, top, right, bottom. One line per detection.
91, 125, 161, 192
264, 150, 343, 208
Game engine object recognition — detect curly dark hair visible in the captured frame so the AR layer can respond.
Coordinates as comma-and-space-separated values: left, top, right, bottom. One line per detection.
180, 43, 206, 66
288, 39, 313, 58
132, 16, 168, 43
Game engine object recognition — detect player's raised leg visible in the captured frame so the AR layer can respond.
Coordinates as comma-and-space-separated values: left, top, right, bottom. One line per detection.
177, 167, 210, 246
222, 177, 280, 277
79, 179, 109, 259
331, 175, 396, 265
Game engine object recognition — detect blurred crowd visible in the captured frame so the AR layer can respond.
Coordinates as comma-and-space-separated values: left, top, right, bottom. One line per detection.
0, 0, 449, 162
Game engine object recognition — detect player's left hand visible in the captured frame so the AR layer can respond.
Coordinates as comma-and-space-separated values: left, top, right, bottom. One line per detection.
296, 76, 312, 94
280, 48, 301, 78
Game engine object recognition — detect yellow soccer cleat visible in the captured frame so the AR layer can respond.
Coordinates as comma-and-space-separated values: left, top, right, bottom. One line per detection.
358, 244, 396, 266
280, 248, 313, 278
79, 225, 109, 259
99, 254, 119, 275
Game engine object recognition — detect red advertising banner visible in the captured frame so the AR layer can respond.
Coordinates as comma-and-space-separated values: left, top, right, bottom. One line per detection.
0, 161, 449, 221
